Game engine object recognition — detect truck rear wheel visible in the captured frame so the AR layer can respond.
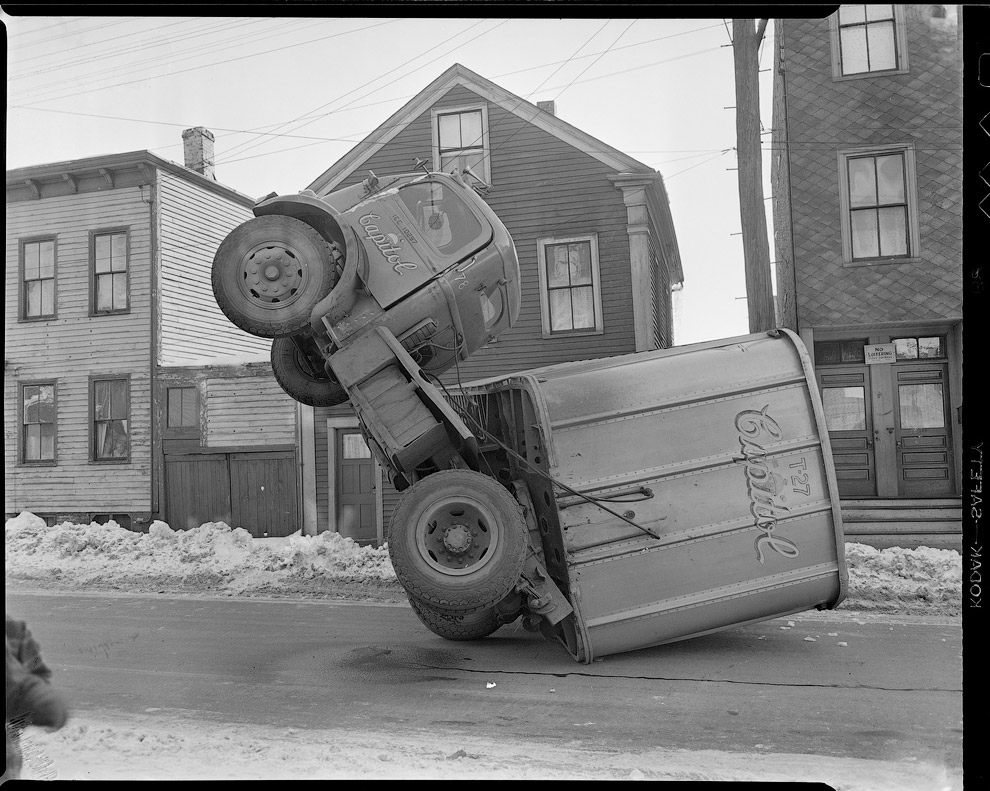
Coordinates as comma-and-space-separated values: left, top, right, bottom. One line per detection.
271, 337, 348, 407
212, 215, 338, 338
408, 598, 503, 641
387, 470, 527, 612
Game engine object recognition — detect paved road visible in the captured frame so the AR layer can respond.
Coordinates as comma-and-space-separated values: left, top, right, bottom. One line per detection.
5, 589, 962, 773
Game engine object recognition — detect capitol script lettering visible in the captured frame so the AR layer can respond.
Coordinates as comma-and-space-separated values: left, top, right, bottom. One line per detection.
734, 405, 801, 564
359, 213, 417, 274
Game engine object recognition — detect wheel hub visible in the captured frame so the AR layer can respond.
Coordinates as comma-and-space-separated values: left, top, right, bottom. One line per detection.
442, 524, 473, 554
242, 245, 303, 305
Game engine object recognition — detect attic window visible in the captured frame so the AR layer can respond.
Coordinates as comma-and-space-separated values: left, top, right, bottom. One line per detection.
432, 104, 491, 185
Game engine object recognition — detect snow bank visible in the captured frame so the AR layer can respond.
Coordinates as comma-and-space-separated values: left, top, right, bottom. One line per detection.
4, 512, 397, 600
4, 513, 962, 614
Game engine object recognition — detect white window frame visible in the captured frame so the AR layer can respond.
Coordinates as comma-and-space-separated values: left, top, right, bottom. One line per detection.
536, 233, 604, 338
836, 144, 920, 267
431, 103, 491, 184
829, 4, 909, 80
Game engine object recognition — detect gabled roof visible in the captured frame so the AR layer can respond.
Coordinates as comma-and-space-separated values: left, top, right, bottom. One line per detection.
307, 63, 657, 193
307, 63, 682, 286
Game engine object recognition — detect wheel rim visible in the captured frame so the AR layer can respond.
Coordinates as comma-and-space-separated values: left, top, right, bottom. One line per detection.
415, 495, 501, 577
236, 241, 310, 313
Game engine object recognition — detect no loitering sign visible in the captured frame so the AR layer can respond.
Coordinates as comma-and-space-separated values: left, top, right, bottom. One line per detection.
864, 343, 896, 364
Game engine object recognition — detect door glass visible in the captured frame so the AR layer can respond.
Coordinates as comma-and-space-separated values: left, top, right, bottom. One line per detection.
341, 432, 372, 459
898, 383, 945, 429
822, 386, 867, 431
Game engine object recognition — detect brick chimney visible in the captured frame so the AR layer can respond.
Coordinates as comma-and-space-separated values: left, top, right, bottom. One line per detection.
537, 100, 556, 117
182, 127, 216, 180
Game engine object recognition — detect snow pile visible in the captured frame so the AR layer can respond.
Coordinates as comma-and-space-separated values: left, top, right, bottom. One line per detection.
5, 512, 962, 614
842, 542, 962, 614
4, 512, 399, 601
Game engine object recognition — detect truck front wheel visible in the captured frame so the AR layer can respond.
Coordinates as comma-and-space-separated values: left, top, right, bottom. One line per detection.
271, 337, 348, 407
388, 470, 528, 612
212, 215, 338, 337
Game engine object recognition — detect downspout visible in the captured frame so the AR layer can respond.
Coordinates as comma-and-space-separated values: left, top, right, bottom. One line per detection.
778, 21, 803, 341
143, 166, 161, 526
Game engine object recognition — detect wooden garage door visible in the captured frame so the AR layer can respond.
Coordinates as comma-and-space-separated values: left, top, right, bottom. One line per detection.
164, 450, 298, 537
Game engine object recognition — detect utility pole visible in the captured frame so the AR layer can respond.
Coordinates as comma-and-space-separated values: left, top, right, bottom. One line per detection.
732, 18, 776, 333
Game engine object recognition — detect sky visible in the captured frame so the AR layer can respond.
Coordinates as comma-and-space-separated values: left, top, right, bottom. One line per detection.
3, 11, 782, 345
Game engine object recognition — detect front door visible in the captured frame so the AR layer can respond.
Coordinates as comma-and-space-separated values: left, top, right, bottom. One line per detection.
336, 429, 378, 544
892, 363, 954, 496
817, 366, 877, 496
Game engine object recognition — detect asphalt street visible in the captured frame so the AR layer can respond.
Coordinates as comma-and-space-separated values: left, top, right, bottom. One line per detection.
5, 589, 963, 775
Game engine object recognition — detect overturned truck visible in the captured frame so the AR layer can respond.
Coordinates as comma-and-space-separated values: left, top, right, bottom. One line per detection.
211, 167, 847, 662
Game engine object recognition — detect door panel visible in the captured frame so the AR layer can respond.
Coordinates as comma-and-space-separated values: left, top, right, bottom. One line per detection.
164, 454, 232, 530
893, 364, 954, 496
817, 367, 877, 497
336, 430, 378, 544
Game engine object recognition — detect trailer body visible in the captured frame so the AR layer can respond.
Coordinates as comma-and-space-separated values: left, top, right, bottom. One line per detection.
452, 329, 847, 662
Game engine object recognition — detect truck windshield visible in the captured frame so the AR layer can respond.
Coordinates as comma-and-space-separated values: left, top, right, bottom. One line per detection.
397, 181, 487, 260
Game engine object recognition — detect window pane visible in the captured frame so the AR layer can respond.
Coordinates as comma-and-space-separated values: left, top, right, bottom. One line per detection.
549, 289, 573, 331
95, 235, 111, 273
24, 243, 39, 278
110, 380, 127, 418
37, 385, 54, 423
850, 209, 879, 258
438, 114, 461, 149
459, 111, 483, 148
342, 433, 372, 459
848, 158, 876, 207
26, 281, 42, 316
97, 419, 129, 458
918, 337, 944, 359
111, 234, 126, 269
570, 286, 596, 330
867, 21, 897, 70
865, 4, 893, 21
41, 280, 55, 315
568, 243, 592, 285
814, 341, 840, 365
23, 385, 40, 423
898, 384, 945, 429
822, 386, 867, 431
95, 381, 111, 420
25, 425, 41, 461
876, 155, 904, 203
841, 27, 869, 74
96, 275, 112, 311
877, 206, 907, 256
894, 338, 918, 359
839, 5, 866, 24
547, 245, 571, 287
113, 272, 128, 308
39, 241, 55, 278
40, 424, 55, 460
840, 340, 866, 363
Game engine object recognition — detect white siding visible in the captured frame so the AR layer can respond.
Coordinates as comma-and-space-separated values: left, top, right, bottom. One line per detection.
204, 374, 297, 447
157, 172, 271, 365
5, 188, 154, 513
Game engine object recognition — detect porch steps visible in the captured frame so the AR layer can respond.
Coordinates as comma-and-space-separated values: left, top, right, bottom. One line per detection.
839, 498, 962, 551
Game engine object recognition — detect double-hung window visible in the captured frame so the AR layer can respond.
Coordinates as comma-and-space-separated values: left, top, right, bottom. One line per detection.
837, 145, 919, 265
92, 229, 129, 314
432, 105, 491, 184
92, 377, 130, 461
830, 5, 908, 78
536, 234, 604, 337
21, 238, 56, 319
21, 382, 56, 464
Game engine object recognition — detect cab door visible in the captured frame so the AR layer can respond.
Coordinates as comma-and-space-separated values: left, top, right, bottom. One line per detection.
892, 362, 954, 496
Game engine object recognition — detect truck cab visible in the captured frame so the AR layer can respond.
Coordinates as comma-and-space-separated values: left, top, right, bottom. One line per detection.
212, 169, 520, 406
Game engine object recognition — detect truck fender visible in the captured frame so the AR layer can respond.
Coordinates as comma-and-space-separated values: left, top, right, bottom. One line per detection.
253, 192, 347, 250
